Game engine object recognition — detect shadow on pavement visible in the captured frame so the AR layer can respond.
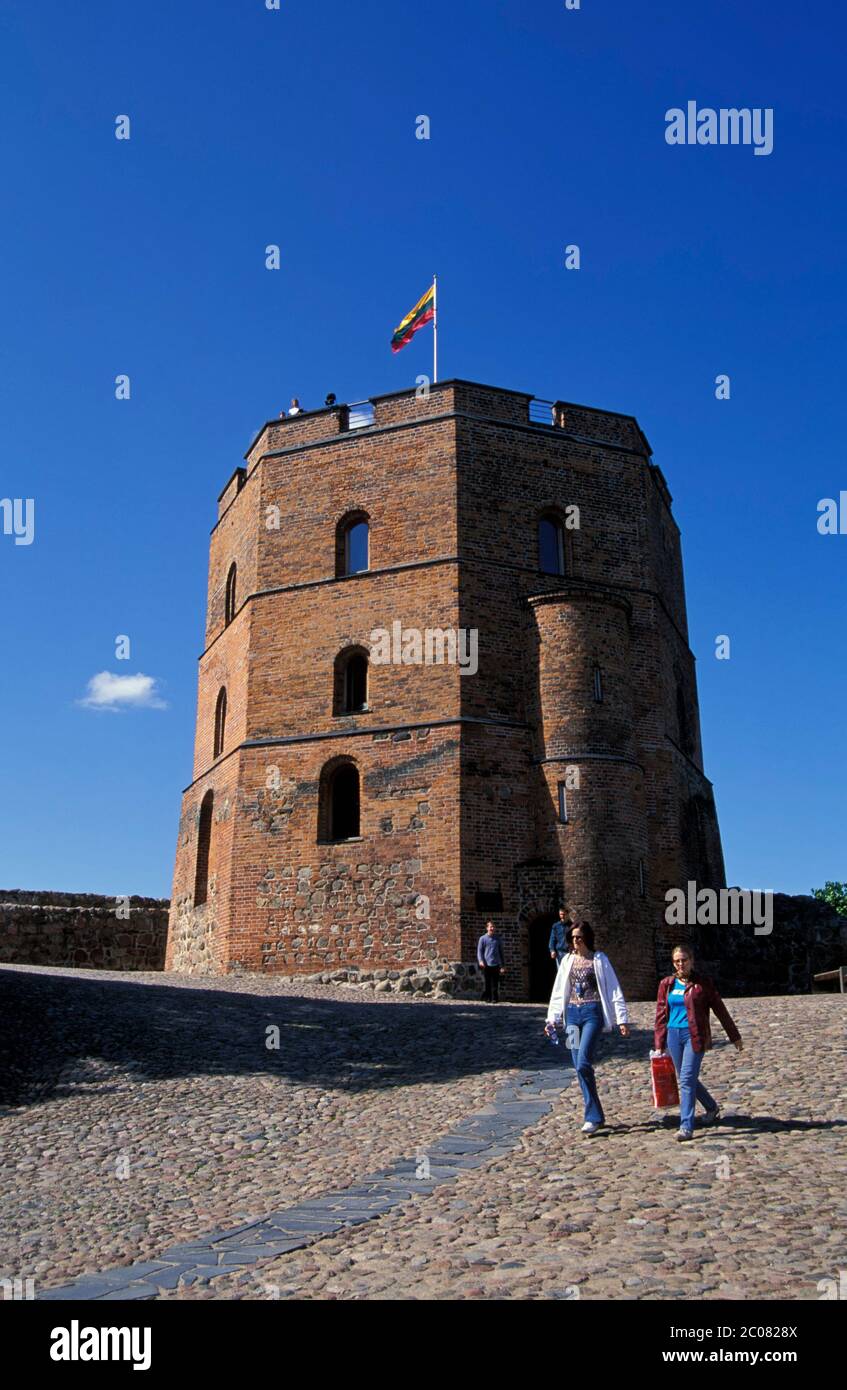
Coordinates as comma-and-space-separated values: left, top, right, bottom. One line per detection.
1, 966, 576, 1110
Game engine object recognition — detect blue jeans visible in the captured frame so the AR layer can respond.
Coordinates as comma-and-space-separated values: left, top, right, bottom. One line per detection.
566, 1001, 604, 1125
666, 1026, 718, 1132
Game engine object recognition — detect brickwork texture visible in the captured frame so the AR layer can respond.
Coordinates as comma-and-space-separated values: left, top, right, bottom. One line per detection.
167, 380, 726, 999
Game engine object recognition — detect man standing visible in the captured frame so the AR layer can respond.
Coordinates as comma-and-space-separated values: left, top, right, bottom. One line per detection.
548, 906, 573, 966
477, 920, 505, 1003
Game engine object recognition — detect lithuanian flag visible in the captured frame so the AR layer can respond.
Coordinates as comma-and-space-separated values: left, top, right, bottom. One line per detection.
390, 282, 435, 354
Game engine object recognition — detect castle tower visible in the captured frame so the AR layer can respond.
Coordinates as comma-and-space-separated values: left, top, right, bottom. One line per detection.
166, 380, 725, 999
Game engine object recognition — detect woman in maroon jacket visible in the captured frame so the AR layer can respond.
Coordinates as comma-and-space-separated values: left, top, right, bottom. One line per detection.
654, 943, 743, 1141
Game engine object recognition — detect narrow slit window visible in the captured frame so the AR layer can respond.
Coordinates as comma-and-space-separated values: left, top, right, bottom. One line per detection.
194, 790, 214, 906
224, 562, 237, 625
214, 687, 227, 758
538, 516, 565, 576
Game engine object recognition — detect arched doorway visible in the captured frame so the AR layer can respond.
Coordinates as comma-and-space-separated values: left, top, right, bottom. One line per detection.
528, 913, 559, 1002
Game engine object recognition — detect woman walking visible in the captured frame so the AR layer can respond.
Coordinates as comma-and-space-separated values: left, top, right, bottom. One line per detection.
654, 942, 743, 1141
545, 921, 629, 1135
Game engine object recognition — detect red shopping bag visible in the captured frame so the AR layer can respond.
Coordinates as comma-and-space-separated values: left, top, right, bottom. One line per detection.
651, 1053, 679, 1108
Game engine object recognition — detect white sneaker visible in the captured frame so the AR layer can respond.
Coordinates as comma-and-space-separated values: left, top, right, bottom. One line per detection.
581, 1121, 601, 1134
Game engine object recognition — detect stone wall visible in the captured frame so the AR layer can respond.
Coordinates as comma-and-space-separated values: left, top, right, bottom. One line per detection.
660, 893, 847, 996
0, 892, 169, 971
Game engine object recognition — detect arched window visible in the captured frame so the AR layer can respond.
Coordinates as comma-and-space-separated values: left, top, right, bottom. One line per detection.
194, 790, 214, 906
318, 760, 361, 841
333, 647, 369, 715
336, 512, 370, 577
214, 687, 227, 758
224, 562, 237, 625
538, 514, 565, 576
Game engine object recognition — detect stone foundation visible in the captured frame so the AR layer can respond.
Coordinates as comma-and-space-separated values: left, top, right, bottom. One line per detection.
267, 959, 483, 998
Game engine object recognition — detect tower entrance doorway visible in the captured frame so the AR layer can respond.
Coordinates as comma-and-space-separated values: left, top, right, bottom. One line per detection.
528, 914, 560, 1002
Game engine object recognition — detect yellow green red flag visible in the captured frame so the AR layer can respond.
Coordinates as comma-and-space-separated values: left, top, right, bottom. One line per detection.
390, 283, 435, 354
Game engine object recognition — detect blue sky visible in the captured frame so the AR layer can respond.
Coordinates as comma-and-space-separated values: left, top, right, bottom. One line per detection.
1, 0, 844, 898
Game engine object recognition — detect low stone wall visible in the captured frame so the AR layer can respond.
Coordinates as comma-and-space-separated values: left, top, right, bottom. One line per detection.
0, 891, 170, 972
666, 892, 847, 996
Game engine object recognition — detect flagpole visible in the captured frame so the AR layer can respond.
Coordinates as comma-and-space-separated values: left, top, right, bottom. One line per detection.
432, 275, 438, 383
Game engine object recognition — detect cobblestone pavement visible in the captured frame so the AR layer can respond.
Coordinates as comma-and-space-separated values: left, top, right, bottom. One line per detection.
1, 966, 844, 1300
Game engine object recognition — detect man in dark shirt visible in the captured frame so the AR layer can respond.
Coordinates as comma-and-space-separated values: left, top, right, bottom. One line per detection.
548, 906, 574, 965
477, 920, 505, 1003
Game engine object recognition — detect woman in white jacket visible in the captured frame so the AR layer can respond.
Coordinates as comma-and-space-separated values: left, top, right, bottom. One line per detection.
544, 920, 630, 1135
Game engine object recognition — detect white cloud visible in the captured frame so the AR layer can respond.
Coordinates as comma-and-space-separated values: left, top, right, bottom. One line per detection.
78, 671, 168, 712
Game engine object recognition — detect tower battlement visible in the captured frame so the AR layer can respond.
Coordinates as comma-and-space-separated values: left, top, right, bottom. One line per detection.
238, 380, 652, 480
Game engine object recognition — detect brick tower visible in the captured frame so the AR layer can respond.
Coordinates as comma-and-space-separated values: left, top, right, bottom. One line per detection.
166, 380, 725, 999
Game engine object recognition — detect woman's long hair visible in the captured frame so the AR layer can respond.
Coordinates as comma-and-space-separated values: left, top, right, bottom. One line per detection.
567, 920, 595, 951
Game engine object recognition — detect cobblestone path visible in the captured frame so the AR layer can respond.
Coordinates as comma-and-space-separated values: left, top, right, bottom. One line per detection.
1, 966, 843, 1300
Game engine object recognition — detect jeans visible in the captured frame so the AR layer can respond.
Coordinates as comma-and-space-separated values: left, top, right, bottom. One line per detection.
666, 1026, 718, 1132
482, 965, 501, 1002
565, 1001, 604, 1125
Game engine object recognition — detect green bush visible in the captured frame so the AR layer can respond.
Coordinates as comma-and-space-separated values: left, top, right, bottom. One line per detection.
811, 881, 847, 918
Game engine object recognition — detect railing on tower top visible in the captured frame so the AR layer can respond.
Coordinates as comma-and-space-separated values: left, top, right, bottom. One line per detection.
528, 397, 559, 426
347, 400, 375, 429
265, 397, 566, 434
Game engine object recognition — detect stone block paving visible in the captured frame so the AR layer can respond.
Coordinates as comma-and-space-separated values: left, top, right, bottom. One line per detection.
1, 965, 844, 1301
167, 1000, 845, 1303
0, 964, 540, 1293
